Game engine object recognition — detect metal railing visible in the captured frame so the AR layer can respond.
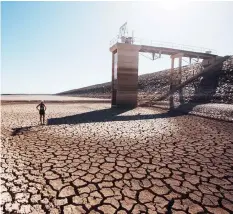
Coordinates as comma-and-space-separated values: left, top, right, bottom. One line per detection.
110, 36, 216, 54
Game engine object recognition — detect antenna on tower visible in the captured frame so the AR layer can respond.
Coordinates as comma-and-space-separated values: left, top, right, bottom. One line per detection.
118, 22, 134, 44
118, 22, 128, 43
119, 22, 128, 38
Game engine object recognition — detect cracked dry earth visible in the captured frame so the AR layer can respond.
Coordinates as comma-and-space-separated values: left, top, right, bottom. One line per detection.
1, 103, 233, 214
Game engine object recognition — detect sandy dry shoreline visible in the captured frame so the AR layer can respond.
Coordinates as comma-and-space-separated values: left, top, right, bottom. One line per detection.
1, 95, 111, 105
1, 94, 110, 101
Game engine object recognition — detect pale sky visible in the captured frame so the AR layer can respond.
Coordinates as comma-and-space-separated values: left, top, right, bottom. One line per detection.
1, 1, 233, 94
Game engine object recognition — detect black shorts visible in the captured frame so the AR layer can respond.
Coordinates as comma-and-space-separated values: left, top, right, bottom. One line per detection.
39, 109, 45, 115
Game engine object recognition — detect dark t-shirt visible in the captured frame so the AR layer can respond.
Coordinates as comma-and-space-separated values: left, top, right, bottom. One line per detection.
39, 103, 45, 110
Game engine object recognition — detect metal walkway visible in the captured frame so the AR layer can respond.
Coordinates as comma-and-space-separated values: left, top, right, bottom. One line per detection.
110, 37, 217, 60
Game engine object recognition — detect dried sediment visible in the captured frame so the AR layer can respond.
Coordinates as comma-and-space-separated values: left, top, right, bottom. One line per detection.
1, 103, 233, 213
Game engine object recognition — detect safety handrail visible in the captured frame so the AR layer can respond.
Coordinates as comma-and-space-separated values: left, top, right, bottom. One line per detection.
110, 36, 216, 54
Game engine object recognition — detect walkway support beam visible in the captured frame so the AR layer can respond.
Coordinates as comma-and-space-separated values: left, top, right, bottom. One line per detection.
170, 53, 184, 109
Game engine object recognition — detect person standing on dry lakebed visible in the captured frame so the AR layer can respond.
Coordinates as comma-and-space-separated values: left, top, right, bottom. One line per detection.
36, 100, 46, 125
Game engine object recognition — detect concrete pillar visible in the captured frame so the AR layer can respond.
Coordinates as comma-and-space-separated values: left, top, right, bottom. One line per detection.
110, 43, 141, 108
111, 51, 117, 106
179, 56, 182, 83
169, 57, 175, 110
170, 53, 184, 109
178, 56, 184, 104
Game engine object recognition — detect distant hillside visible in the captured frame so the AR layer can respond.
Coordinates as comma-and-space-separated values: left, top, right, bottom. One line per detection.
57, 82, 111, 98
1, 94, 52, 95
57, 67, 183, 99
58, 56, 233, 104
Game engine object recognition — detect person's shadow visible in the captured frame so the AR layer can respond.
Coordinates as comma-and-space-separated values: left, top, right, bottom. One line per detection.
47, 107, 184, 125
11, 125, 38, 136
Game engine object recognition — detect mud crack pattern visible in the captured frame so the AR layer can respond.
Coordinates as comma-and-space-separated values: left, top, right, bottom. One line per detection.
1, 103, 233, 214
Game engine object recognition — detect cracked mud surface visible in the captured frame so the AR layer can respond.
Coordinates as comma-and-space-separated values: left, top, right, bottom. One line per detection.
1, 103, 233, 213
